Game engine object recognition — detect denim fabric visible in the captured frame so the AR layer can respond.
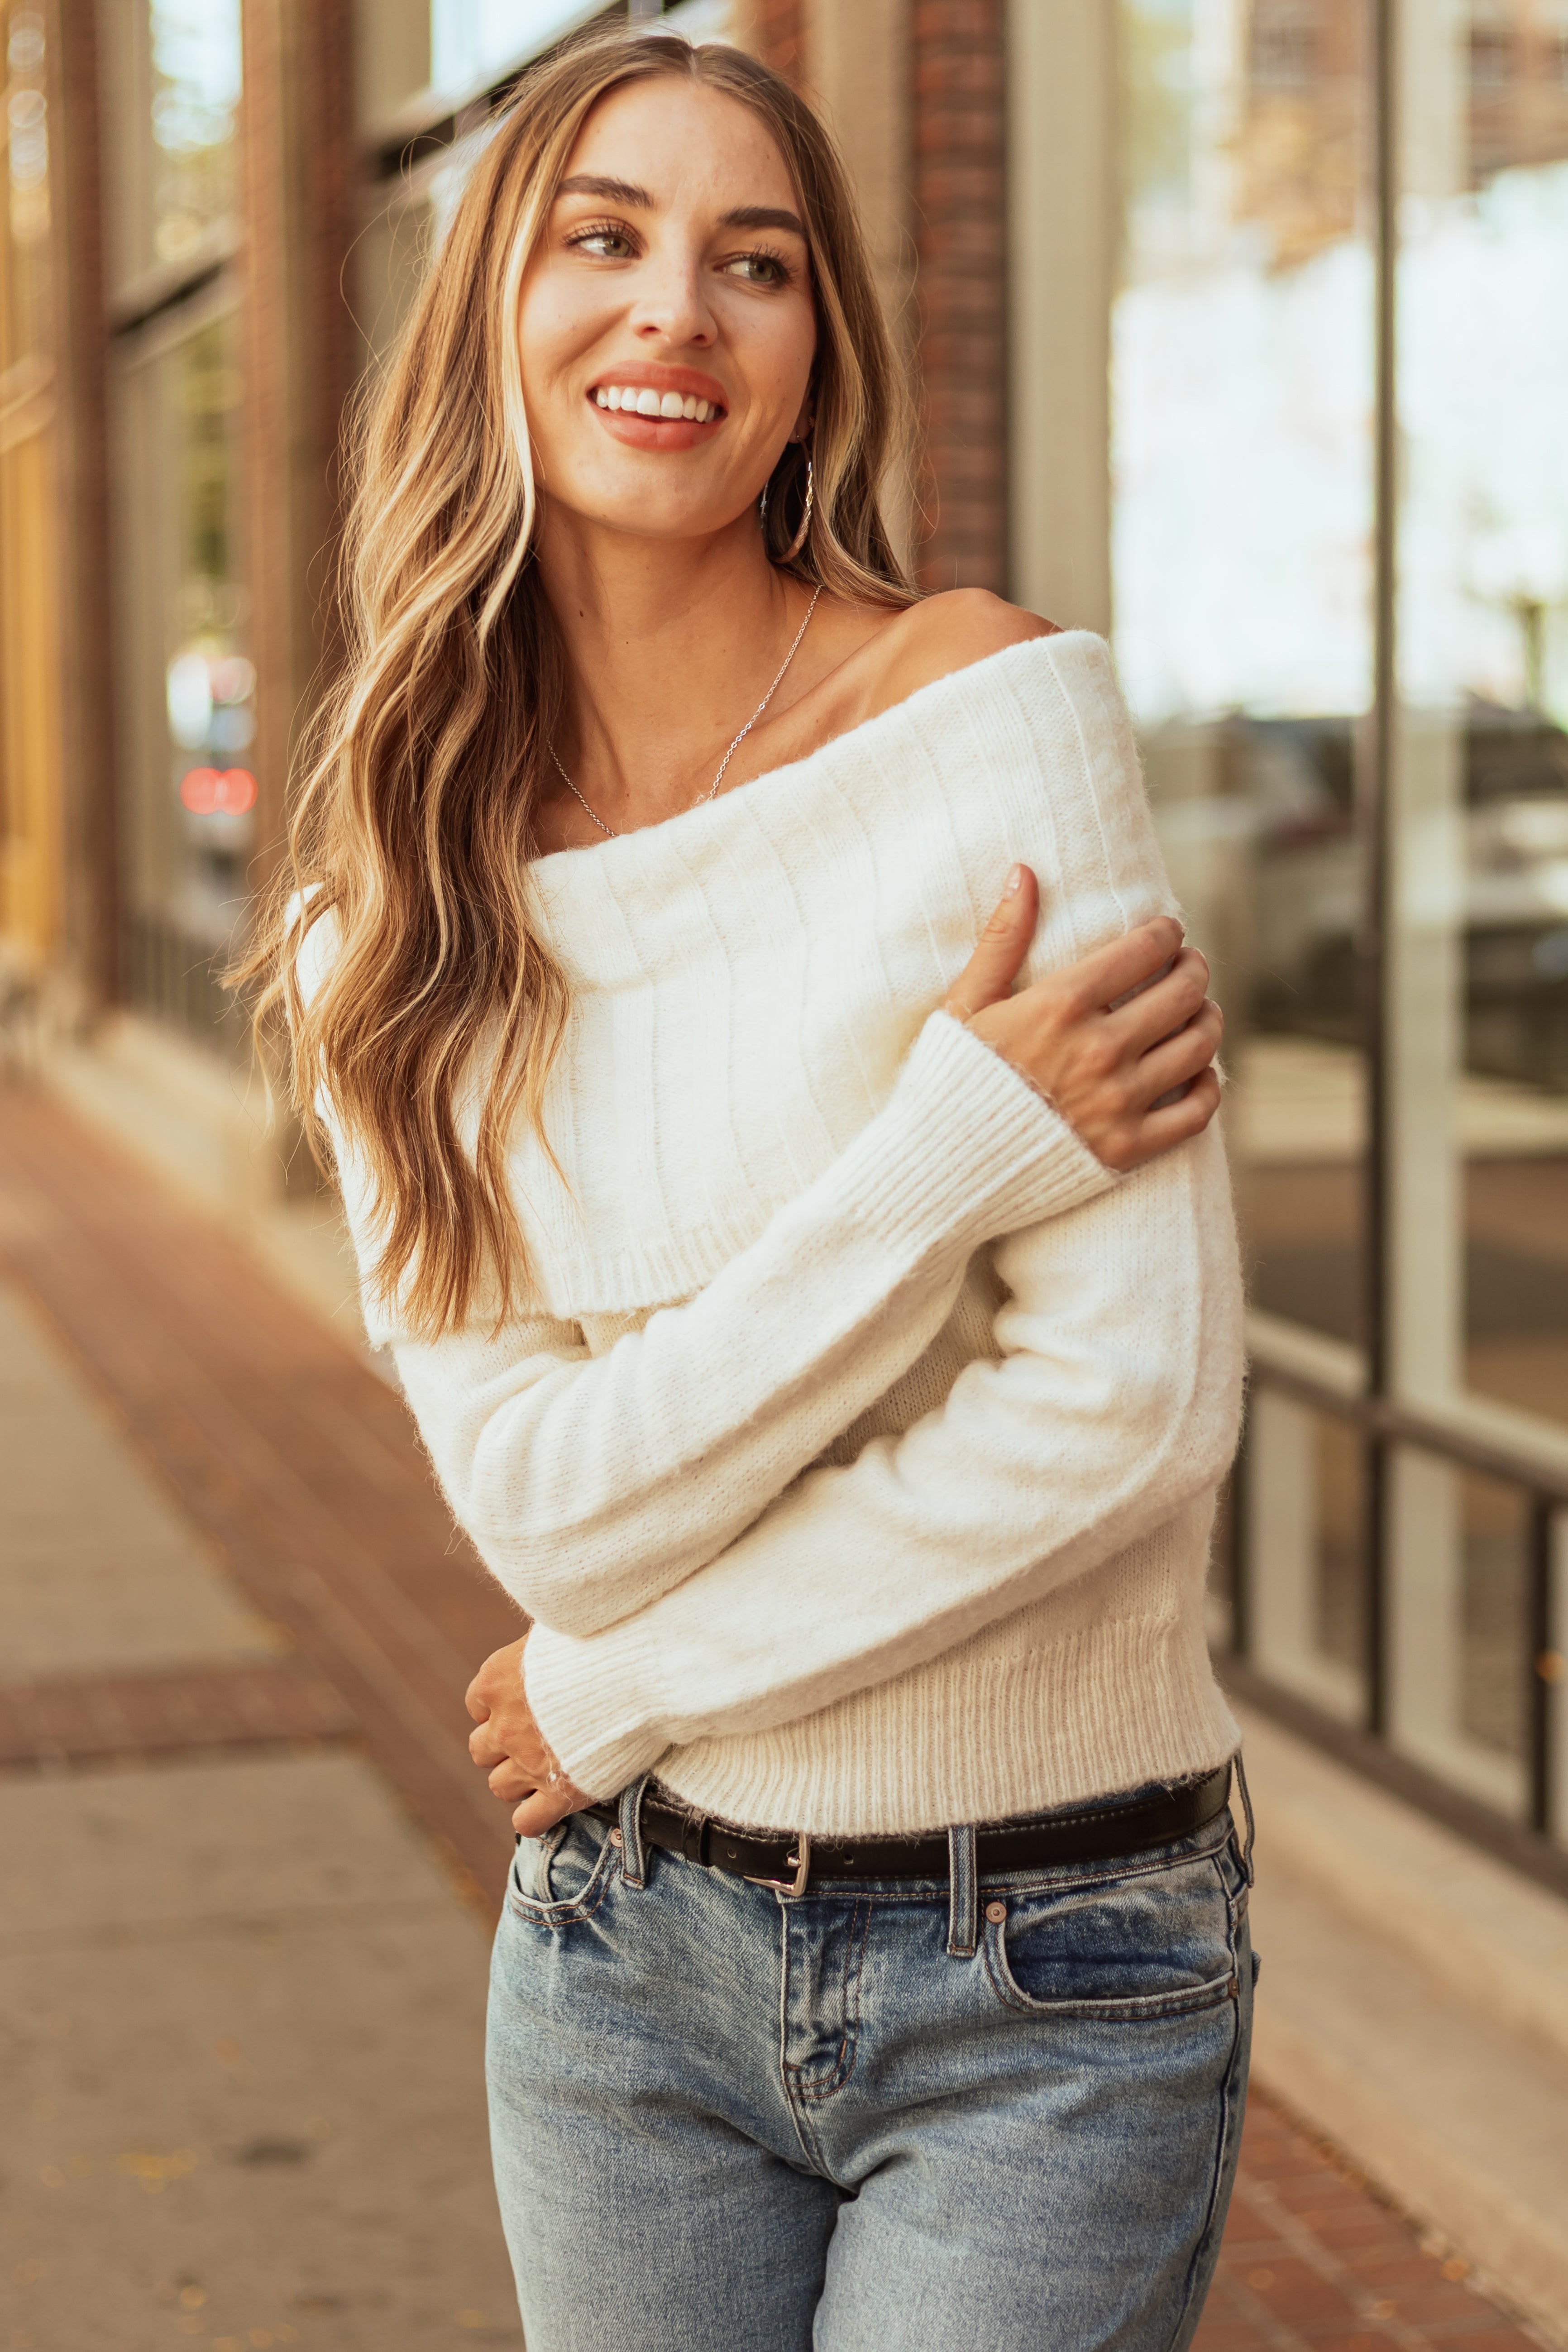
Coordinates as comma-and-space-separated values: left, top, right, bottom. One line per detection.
487, 1787, 1255, 2352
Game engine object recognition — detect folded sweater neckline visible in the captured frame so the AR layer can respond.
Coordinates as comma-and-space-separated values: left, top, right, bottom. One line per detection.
525, 630, 1112, 980
529, 630, 1102, 880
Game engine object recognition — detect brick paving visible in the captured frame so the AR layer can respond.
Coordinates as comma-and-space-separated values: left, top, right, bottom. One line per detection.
1195, 2100, 1544, 2352
0, 1084, 1553, 2348
0, 1085, 521, 1907
0, 1656, 354, 1767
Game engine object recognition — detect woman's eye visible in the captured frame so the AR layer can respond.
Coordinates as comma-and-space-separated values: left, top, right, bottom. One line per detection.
572, 226, 636, 260
724, 252, 788, 286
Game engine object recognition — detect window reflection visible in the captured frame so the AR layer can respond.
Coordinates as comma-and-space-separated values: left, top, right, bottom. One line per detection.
1246, 1392, 1368, 1721
148, 0, 241, 267
1114, 0, 1375, 1359
1388, 1450, 1529, 1816
115, 310, 251, 1047
0, 0, 57, 961
1388, 0, 1568, 1433
101, 0, 241, 297
429, 0, 594, 96
5, 5, 49, 362
104, 2, 250, 1048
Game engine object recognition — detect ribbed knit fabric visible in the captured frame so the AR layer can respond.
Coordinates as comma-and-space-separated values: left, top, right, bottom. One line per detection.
316, 632, 1246, 1835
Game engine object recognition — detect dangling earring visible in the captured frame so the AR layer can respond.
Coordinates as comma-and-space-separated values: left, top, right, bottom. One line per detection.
781, 447, 814, 564
758, 478, 770, 535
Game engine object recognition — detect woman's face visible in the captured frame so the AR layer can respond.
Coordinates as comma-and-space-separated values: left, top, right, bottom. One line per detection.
517, 76, 817, 553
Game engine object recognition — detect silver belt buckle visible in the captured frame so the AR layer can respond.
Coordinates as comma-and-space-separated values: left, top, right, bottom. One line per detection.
746, 1831, 812, 1898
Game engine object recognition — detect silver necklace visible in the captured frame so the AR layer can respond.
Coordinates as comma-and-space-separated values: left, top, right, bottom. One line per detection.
548, 584, 823, 841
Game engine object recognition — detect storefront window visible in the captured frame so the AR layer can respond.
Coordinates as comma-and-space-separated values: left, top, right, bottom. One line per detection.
99, 0, 241, 300
1114, 0, 1377, 1690
5, 5, 48, 359
1115, 0, 1376, 1369
1117, 4, 1568, 1839
106, 1, 250, 1045
428, 0, 598, 96
1386, 3, 1568, 1437
0, 0, 59, 956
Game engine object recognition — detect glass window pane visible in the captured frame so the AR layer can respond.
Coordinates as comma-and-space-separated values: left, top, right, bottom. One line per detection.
429, 0, 600, 96
1114, 0, 1374, 1362
1244, 1388, 1368, 1721
5, 4, 50, 364
100, 0, 241, 299
1387, 1448, 1529, 1816
1391, 0, 1568, 1433
113, 307, 253, 1049
0, 1, 58, 959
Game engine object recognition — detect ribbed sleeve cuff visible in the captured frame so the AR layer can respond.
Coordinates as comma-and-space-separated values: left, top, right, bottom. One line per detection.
836, 1010, 1118, 1257
526, 1619, 665, 1801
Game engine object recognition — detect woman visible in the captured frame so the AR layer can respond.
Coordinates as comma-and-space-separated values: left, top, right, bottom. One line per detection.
262, 27, 1250, 2350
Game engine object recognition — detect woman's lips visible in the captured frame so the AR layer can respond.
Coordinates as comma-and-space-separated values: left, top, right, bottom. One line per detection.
586, 387, 726, 450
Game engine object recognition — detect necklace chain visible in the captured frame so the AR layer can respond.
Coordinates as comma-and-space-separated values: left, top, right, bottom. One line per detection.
548, 584, 823, 842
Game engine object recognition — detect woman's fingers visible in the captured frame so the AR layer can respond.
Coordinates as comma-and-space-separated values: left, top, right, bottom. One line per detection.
1128, 1000, 1224, 1108
512, 1779, 591, 1838
1104, 944, 1210, 1053
943, 865, 1039, 1020
1114, 1066, 1222, 1169
1054, 916, 1186, 1018
465, 1633, 529, 1724
468, 1718, 510, 1770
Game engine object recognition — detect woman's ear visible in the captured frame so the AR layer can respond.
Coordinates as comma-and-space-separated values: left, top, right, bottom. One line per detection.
789, 392, 815, 443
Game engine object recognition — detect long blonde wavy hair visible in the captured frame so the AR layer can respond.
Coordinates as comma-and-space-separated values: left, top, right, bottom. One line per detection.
243, 27, 918, 1337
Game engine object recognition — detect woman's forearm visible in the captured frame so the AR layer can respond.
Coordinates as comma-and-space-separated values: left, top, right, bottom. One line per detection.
387, 1009, 1117, 1636
519, 1122, 1244, 1800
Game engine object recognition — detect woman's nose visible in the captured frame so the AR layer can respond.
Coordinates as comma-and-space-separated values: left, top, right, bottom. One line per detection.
627, 257, 716, 347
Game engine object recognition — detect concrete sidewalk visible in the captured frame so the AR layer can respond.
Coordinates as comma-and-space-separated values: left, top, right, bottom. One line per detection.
0, 1082, 1553, 2352
0, 1268, 521, 2351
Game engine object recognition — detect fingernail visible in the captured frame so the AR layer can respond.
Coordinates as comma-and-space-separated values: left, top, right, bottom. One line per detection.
1004, 864, 1023, 897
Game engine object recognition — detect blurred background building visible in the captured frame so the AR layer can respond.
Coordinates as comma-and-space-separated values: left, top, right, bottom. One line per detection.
5, 0, 1568, 2329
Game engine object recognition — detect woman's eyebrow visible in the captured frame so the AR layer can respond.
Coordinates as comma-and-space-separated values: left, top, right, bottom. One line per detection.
557, 174, 652, 206
554, 179, 805, 239
721, 205, 806, 236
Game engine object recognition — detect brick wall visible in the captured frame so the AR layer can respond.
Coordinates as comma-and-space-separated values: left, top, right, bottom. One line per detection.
910, 0, 1007, 592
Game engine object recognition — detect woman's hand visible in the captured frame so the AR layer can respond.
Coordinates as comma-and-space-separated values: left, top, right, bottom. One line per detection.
944, 865, 1222, 1173
465, 1634, 590, 1836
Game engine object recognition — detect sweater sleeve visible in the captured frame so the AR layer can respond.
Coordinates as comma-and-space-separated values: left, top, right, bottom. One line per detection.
519, 1117, 1245, 1800
380, 1010, 1119, 1638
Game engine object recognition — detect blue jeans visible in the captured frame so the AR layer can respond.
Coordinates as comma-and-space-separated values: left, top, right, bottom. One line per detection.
487, 1778, 1256, 2352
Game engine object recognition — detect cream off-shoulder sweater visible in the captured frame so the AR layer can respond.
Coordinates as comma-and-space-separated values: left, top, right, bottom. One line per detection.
306, 632, 1245, 1836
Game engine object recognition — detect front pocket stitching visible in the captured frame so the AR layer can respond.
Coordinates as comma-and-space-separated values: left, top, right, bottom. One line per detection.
982, 1931, 1240, 2020
506, 1833, 619, 1928
982, 1898, 1240, 2021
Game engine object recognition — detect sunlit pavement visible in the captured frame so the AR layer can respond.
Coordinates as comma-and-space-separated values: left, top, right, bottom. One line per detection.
0, 1088, 1548, 2352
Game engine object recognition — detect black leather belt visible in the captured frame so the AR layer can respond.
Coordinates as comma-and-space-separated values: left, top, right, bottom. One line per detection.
588, 1762, 1232, 1897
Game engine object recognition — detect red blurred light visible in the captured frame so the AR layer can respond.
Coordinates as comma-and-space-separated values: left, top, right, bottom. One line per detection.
180, 766, 256, 815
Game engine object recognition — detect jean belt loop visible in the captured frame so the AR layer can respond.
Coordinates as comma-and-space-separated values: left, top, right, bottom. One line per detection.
947, 1823, 979, 1958
617, 1774, 650, 1891
1232, 1750, 1256, 1887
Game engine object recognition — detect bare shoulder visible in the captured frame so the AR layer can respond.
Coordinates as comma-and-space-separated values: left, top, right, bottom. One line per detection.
866, 590, 1062, 722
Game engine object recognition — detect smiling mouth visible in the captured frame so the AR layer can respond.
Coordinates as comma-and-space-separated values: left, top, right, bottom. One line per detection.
592, 384, 724, 423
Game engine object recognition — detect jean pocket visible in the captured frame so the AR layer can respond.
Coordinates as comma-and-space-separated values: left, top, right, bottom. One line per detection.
507, 1812, 618, 1929
982, 1848, 1241, 2021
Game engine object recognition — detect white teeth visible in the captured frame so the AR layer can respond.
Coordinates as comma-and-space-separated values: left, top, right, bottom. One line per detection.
596, 386, 720, 421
